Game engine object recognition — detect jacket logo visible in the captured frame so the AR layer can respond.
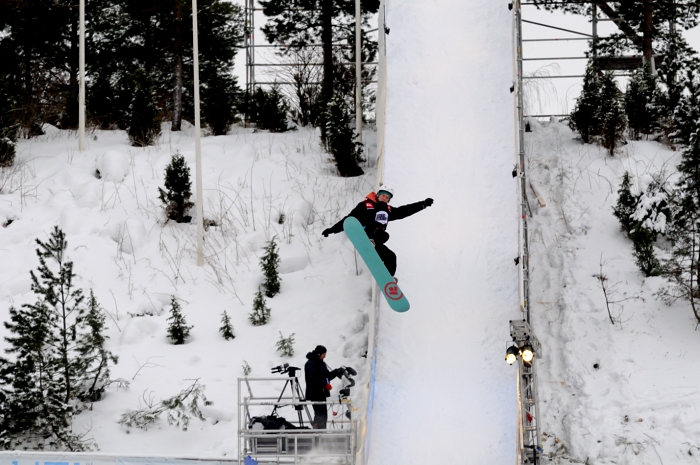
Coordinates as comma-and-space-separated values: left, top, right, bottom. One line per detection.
375, 211, 389, 224
365, 202, 375, 209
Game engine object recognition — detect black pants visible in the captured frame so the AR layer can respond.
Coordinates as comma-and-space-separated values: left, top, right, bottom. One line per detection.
312, 404, 328, 429
375, 244, 397, 276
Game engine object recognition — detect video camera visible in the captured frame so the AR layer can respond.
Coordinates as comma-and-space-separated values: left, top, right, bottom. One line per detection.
337, 366, 357, 398
271, 363, 300, 377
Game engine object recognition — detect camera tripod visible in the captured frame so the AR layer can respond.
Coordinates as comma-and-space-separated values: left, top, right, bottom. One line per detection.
271, 364, 313, 427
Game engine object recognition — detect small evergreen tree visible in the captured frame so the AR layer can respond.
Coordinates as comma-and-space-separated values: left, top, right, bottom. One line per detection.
0, 302, 72, 449
597, 73, 627, 156
242, 87, 290, 132
31, 226, 86, 408
128, 70, 161, 147
0, 226, 96, 450
219, 311, 235, 340
158, 153, 194, 223
613, 172, 638, 235
260, 237, 281, 298
661, 128, 700, 324
75, 290, 118, 402
275, 332, 295, 357
249, 286, 271, 326
166, 296, 192, 344
569, 63, 602, 144
202, 69, 240, 136
625, 65, 659, 140
320, 94, 364, 177
673, 69, 700, 147
0, 76, 18, 167
630, 226, 661, 277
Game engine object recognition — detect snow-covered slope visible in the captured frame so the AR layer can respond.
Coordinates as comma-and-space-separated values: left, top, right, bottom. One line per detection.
0, 126, 376, 456
526, 120, 700, 465
366, 0, 519, 463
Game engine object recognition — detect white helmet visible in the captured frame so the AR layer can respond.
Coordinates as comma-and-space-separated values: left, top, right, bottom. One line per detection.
377, 185, 394, 199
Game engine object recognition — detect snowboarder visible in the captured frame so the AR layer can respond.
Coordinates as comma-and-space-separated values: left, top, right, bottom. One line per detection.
321, 185, 433, 276
304, 345, 342, 429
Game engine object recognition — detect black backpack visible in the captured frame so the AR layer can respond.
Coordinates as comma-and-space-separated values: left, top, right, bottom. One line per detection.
249, 415, 307, 430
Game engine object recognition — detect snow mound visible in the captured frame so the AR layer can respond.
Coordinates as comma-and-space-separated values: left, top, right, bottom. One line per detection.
97, 150, 130, 182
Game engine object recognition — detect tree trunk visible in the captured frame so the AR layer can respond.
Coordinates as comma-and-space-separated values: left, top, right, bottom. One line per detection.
172, 0, 183, 131
321, 0, 334, 106
642, 0, 654, 71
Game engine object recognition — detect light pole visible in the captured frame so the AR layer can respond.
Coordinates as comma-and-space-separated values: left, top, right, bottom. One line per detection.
192, 0, 204, 266
79, 0, 85, 151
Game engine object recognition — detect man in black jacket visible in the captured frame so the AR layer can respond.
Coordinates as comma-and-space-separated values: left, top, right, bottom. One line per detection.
321, 185, 434, 276
304, 345, 340, 429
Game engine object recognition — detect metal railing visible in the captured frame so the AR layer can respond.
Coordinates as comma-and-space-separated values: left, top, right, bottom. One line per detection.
512, 0, 543, 463
238, 377, 356, 465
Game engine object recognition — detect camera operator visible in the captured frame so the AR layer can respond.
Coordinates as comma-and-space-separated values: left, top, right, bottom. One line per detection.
304, 345, 341, 429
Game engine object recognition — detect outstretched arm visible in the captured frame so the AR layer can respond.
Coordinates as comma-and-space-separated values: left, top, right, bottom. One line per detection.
323, 202, 367, 236
390, 198, 434, 221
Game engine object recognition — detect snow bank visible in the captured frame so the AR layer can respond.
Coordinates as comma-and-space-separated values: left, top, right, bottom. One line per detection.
97, 150, 130, 182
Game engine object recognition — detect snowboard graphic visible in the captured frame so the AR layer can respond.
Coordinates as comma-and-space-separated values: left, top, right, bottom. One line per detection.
343, 217, 410, 312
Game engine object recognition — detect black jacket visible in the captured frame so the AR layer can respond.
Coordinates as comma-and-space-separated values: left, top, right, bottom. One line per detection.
304, 352, 339, 401
326, 192, 427, 242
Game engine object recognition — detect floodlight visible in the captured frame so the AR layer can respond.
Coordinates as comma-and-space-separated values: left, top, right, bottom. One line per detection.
520, 343, 535, 364
505, 345, 519, 365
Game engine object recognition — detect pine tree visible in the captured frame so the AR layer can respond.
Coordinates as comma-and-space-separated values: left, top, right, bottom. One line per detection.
613, 172, 638, 235
0, 76, 18, 167
320, 94, 364, 177
219, 311, 235, 340
0, 302, 69, 449
31, 226, 86, 408
275, 332, 295, 357
0, 226, 95, 450
75, 290, 118, 402
249, 287, 271, 326
128, 69, 161, 147
158, 153, 194, 223
241, 87, 290, 132
625, 65, 659, 140
166, 296, 192, 344
202, 69, 240, 136
569, 63, 602, 144
260, 237, 281, 298
661, 128, 700, 324
631, 226, 662, 277
597, 73, 627, 156
673, 69, 700, 147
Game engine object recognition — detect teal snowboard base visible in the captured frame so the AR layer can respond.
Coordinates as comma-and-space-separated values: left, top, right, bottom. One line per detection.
343, 217, 410, 312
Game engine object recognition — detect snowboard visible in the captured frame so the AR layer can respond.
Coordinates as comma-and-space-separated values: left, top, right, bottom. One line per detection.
343, 217, 410, 312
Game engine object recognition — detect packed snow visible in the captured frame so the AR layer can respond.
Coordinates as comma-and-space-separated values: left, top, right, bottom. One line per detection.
364, 0, 519, 463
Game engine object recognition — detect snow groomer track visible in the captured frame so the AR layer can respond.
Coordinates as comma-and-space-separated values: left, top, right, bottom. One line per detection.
365, 0, 519, 463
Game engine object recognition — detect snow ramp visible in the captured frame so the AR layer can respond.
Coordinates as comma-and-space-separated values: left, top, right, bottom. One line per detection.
366, 0, 519, 463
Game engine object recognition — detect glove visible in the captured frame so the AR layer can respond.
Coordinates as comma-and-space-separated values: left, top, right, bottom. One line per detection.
322, 228, 332, 237
373, 230, 390, 245
423, 198, 434, 207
